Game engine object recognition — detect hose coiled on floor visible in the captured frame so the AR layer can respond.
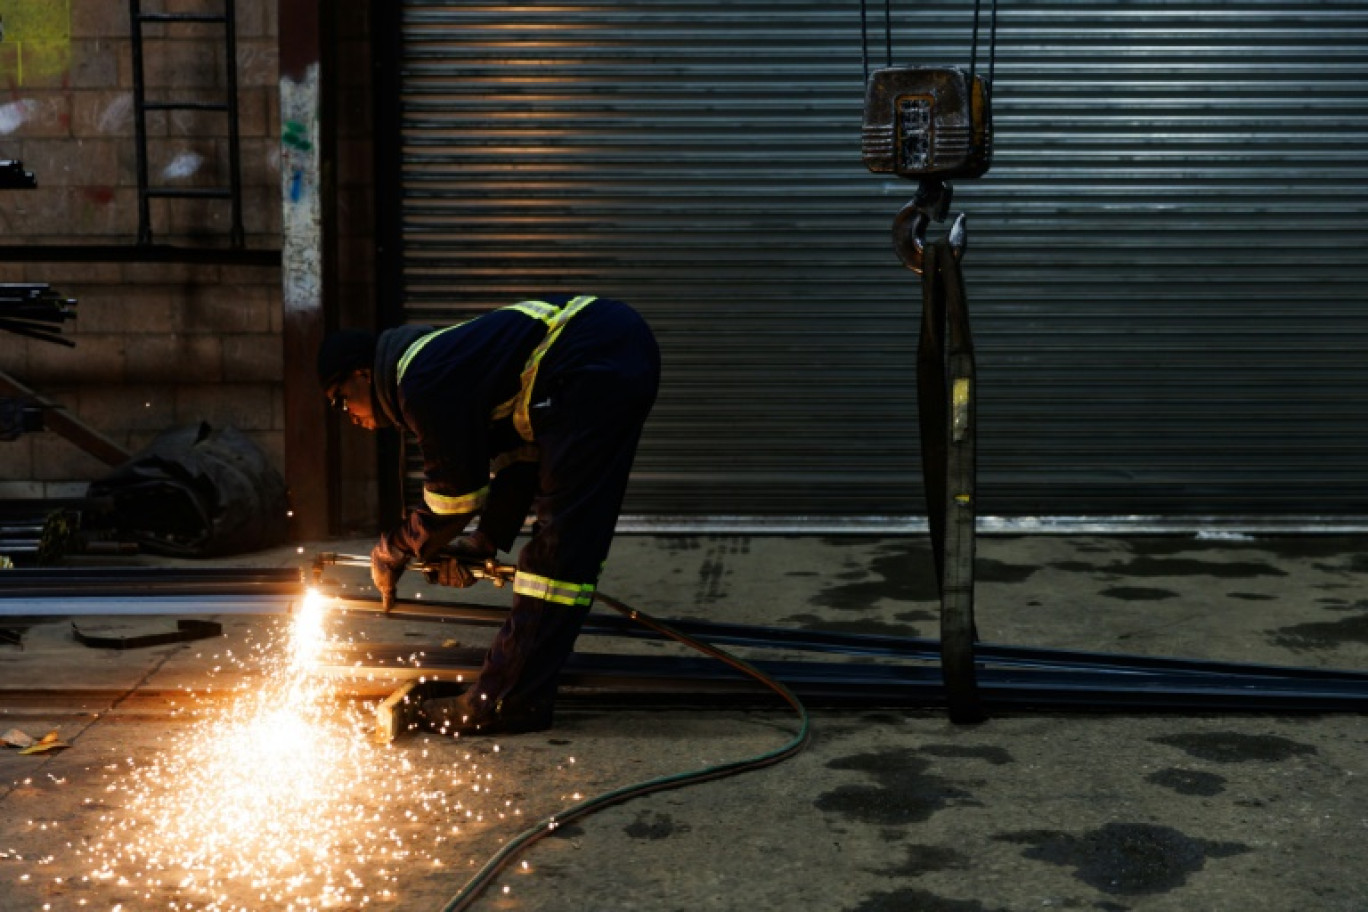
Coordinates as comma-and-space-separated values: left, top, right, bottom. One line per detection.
439, 589, 811, 912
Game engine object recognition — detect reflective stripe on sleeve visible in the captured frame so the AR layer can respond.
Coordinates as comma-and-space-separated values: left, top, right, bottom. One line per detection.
423, 485, 488, 515
513, 571, 596, 606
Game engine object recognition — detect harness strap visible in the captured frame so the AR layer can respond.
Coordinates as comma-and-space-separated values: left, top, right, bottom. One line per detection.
495, 294, 599, 441
401, 296, 599, 514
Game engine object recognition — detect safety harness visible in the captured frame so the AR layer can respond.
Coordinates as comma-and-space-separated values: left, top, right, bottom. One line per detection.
397, 295, 598, 444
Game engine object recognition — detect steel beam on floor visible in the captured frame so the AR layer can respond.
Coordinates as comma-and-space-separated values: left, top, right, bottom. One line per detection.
322, 591, 1368, 714
0, 567, 302, 615
314, 642, 1368, 714
329, 594, 1368, 687
2, 573, 1363, 714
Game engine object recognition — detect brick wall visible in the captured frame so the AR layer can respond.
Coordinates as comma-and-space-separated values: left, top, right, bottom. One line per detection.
0, 0, 284, 500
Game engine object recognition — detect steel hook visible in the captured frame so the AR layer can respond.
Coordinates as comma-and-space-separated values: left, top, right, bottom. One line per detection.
894, 206, 969, 275
892, 201, 930, 274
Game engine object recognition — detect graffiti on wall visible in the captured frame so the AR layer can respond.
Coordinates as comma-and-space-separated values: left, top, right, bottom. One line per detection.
0, 0, 71, 87
280, 64, 321, 316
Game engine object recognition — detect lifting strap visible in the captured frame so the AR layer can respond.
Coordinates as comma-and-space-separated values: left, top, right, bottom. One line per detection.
917, 238, 985, 723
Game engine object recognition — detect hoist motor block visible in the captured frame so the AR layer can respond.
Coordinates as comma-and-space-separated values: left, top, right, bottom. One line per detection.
862, 66, 993, 180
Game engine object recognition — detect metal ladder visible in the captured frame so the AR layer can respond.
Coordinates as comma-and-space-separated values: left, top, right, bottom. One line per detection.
128, 0, 245, 248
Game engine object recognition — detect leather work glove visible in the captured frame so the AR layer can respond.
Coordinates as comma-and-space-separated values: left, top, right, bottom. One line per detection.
449, 529, 496, 563
370, 538, 408, 612
425, 556, 477, 589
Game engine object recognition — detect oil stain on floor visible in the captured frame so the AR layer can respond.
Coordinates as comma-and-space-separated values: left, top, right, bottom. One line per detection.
1149, 732, 1317, 763
1145, 767, 1228, 796
1269, 608, 1368, 650
807, 543, 941, 610
845, 887, 1010, 911
994, 822, 1249, 895
814, 747, 984, 826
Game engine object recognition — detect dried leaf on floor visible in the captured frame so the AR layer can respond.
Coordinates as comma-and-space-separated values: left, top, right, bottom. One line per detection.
18, 730, 68, 755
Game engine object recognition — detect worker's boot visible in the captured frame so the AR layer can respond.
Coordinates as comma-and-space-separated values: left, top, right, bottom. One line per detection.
420, 598, 589, 736
419, 688, 554, 737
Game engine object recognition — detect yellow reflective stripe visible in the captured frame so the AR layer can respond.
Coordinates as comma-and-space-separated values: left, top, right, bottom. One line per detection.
402, 301, 556, 383
491, 444, 539, 476
512, 295, 598, 441
397, 326, 462, 382
513, 571, 596, 606
423, 485, 488, 515
488, 300, 566, 422
489, 393, 518, 421
507, 300, 560, 323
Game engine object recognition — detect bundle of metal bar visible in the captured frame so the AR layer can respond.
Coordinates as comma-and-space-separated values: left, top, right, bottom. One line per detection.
327, 593, 1368, 681
0, 507, 82, 564
0, 503, 138, 564
0, 283, 77, 347
0, 566, 303, 615
314, 642, 1368, 714
0, 160, 36, 190
0, 398, 45, 442
0, 522, 44, 542
322, 594, 1368, 713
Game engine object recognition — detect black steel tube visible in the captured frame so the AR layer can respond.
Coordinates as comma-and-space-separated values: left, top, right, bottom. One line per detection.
316, 645, 1368, 714
0, 567, 301, 598
332, 594, 1368, 686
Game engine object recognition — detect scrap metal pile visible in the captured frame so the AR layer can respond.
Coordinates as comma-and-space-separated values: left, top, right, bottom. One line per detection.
0, 503, 82, 565
0, 282, 77, 347
0, 159, 36, 190
0, 283, 79, 449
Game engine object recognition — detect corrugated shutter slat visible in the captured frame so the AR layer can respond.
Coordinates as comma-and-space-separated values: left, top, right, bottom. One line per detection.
397, 0, 1368, 523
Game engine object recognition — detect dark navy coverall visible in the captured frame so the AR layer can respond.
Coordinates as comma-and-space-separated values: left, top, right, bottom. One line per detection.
371, 294, 659, 719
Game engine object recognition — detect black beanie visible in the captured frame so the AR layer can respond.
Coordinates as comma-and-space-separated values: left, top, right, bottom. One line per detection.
316, 329, 377, 388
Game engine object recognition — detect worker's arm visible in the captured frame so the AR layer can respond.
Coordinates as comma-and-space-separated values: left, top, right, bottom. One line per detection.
370, 487, 478, 609
383, 504, 476, 561
376, 390, 491, 563
479, 450, 540, 552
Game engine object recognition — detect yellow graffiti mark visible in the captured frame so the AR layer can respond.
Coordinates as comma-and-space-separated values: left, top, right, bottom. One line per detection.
0, 0, 72, 87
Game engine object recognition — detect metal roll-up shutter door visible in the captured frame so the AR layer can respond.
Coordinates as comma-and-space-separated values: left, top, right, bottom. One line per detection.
395, 1, 1368, 528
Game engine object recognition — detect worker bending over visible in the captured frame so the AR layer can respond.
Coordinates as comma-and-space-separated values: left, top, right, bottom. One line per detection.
317, 294, 660, 735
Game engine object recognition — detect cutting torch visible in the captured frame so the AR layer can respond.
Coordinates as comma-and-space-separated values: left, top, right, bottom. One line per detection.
310, 550, 515, 604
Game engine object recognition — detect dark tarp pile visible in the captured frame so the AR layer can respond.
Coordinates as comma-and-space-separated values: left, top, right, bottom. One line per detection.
87, 422, 288, 558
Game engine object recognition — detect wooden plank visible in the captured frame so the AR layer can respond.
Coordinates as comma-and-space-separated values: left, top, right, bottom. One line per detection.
0, 369, 130, 468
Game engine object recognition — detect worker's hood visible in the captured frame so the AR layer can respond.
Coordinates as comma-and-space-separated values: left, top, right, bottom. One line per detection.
372, 324, 433, 430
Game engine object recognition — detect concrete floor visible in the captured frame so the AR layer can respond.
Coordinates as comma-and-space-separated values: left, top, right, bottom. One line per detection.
1, 533, 1366, 911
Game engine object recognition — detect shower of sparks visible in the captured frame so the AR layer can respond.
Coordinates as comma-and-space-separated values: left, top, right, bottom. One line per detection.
65, 589, 529, 911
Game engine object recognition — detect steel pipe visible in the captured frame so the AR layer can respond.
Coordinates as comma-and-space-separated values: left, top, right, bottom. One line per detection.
314, 644, 1368, 714
0, 567, 303, 615
329, 593, 1368, 685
